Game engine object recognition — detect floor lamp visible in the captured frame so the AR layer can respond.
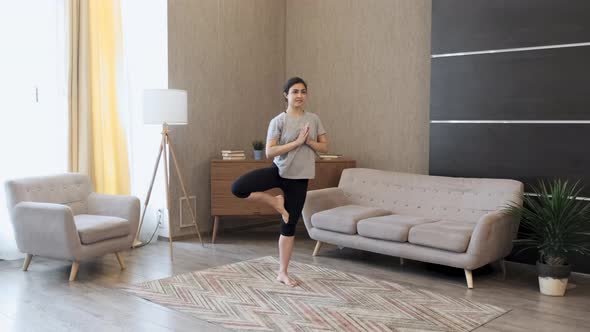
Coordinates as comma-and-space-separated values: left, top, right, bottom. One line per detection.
133, 89, 204, 260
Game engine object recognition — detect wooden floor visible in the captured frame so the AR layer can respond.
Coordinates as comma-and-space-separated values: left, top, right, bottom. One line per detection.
0, 224, 589, 332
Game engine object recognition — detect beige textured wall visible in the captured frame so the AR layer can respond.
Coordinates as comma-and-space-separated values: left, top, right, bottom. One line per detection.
167, 0, 286, 237
167, 0, 431, 238
286, 0, 431, 173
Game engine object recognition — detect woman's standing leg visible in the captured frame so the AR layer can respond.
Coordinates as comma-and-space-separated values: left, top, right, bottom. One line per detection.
277, 179, 309, 287
231, 166, 288, 221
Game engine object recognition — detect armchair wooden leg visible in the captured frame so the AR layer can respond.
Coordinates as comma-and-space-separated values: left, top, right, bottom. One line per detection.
312, 241, 322, 256
69, 261, 80, 282
465, 269, 473, 289
115, 252, 126, 270
22, 254, 33, 271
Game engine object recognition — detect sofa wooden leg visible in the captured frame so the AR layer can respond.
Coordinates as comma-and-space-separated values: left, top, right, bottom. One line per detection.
465, 269, 473, 289
312, 241, 322, 256
22, 254, 33, 271
399, 257, 404, 265
115, 252, 126, 270
69, 261, 80, 282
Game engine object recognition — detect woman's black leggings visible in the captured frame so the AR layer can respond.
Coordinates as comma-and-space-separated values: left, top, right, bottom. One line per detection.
231, 164, 309, 237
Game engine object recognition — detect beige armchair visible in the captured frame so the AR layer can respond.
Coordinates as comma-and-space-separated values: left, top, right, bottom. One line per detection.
4, 173, 140, 281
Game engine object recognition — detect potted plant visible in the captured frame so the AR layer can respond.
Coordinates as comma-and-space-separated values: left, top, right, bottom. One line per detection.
252, 140, 265, 160
504, 179, 590, 296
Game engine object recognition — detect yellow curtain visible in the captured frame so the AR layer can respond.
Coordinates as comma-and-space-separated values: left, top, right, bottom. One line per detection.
68, 0, 92, 177
69, 0, 130, 195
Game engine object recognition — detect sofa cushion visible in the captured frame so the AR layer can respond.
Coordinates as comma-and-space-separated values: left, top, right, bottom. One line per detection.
74, 214, 130, 245
311, 205, 392, 234
357, 215, 439, 242
408, 220, 475, 253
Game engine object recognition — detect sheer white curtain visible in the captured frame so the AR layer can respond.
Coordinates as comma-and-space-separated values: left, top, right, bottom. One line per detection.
120, 0, 168, 240
0, 1, 68, 259
0, 0, 167, 258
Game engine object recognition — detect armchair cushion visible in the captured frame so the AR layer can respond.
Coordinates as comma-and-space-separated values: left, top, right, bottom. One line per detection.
74, 214, 130, 245
87, 193, 140, 235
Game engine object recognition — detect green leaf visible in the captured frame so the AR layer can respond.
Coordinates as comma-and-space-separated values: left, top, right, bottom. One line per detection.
503, 179, 590, 264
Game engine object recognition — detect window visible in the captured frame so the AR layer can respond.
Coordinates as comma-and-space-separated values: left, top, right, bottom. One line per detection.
0, 1, 68, 259
120, 0, 168, 238
0, 0, 168, 257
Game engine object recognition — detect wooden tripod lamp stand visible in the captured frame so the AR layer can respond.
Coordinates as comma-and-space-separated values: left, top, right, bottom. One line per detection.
133, 89, 204, 260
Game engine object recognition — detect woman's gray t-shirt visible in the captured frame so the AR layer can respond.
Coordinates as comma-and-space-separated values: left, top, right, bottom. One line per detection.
266, 111, 326, 179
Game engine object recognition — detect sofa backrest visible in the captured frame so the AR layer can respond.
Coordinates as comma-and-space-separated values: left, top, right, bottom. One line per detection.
338, 168, 523, 223
5, 173, 92, 220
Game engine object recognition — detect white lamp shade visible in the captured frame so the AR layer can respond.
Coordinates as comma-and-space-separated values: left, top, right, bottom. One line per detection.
143, 89, 188, 125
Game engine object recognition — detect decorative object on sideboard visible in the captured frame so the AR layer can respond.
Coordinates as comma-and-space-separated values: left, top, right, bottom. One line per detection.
251, 140, 265, 160
318, 153, 342, 160
503, 179, 590, 296
221, 150, 246, 160
134, 89, 204, 260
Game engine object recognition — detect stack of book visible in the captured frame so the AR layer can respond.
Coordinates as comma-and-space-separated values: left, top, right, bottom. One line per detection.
318, 153, 342, 160
221, 150, 246, 160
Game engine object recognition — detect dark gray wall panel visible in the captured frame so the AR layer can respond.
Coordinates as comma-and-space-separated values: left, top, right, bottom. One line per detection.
431, 46, 590, 120
508, 242, 590, 274
431, 1, 590, 273
429, 123, 590, 196
432, 0, 590, 54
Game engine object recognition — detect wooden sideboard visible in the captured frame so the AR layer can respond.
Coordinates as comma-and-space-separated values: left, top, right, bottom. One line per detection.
210, 158, 356, 243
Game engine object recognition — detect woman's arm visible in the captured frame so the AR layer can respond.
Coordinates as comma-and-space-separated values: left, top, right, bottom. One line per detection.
266, 127, 308, 158
306, 134, 329, 153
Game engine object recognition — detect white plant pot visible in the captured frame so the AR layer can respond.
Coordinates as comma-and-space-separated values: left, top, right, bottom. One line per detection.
536, 261, 571, 297
538, 276, 568, 296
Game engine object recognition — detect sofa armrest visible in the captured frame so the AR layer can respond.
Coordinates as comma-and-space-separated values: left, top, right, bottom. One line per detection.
302, 187, 350, 232
87, 193, 141, 235
467, 210, 520, 262
13, 202, 81, 259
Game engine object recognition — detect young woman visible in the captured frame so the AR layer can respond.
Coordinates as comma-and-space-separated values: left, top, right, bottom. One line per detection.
231, 77, 329, 287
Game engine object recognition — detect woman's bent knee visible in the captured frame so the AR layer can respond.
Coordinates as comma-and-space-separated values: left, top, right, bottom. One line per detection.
231, 181, 250, 198
280, 223, 296, 237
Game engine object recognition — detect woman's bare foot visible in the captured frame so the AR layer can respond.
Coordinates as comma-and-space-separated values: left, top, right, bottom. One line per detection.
274, 195, 289, 224
277, 272, 299, 287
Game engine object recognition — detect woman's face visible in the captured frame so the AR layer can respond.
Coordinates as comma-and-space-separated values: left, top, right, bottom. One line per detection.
285, 83, 307, 109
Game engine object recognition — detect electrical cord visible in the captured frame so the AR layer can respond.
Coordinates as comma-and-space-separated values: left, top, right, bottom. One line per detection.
134, 209, 163, 248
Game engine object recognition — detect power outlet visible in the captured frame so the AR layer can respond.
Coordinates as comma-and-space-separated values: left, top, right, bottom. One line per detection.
157, 209, 164, 227
157, 208, 170, 238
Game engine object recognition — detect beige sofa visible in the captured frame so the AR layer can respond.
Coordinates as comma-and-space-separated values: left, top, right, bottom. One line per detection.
302, 168, 523, 288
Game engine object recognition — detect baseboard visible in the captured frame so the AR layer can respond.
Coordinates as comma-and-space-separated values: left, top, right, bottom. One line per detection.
158, 218, 281, 242
157, 233, 197, 241
505, 260, 590, 278
221, 220, 278, 233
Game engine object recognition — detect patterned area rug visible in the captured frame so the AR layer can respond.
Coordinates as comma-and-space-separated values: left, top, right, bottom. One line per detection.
122, 256, 508, 331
